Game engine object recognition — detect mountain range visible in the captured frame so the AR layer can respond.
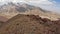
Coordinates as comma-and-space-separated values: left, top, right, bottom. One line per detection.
0, 2, 60, 20
0, 2, 60, 34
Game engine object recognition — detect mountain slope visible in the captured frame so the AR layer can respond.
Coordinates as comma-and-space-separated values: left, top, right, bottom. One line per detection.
0, 14, 60, 34
0, 16, 8, 22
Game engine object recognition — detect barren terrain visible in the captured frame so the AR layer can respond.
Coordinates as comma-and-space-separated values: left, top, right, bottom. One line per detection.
0, 14, 60, 34
0, 2, 60, 34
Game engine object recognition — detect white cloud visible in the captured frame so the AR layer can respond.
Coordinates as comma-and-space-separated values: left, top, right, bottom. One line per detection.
26, 0, 59, 12
29, 0, 53, 4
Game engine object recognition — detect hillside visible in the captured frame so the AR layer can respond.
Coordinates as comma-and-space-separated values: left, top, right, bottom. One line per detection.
0, 21, 4, 27
0, 14, 60, 34
0, 16, 8, 22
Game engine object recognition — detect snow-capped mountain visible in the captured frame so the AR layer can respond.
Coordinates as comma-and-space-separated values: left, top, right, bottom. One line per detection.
0, 2, 60, 20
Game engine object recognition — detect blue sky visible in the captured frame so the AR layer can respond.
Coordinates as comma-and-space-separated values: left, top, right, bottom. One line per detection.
53, 0, 60, 5
54, 0, 60, 3
53, 0, 60, 12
